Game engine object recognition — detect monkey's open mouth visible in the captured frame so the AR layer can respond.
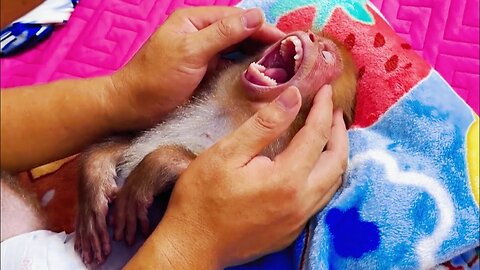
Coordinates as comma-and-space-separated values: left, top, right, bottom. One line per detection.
244, 35, 303, 86
241, 31, 339, 102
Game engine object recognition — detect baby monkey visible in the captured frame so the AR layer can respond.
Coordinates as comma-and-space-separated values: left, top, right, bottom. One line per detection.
75, 30, 357, 265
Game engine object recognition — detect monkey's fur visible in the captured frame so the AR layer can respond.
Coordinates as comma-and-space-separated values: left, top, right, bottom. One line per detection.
75, 31, 358, 265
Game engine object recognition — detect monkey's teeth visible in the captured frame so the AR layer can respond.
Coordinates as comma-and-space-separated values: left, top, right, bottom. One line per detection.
280, 36, 303, 73
247, 62, 278, 86
251, 62, 267, 72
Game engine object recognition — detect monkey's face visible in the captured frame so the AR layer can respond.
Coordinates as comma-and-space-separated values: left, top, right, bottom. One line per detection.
241, 31, 343, 103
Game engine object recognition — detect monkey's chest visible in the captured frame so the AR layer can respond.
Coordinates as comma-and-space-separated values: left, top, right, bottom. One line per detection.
155, 105, 236, 156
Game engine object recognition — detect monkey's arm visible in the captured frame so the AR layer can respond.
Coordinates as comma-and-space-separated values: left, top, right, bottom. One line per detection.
75, 138, 131, 265
0, 77, 126, 172
112, 145, 195, 245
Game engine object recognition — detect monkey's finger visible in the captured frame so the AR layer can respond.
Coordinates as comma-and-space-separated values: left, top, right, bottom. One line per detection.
74, 232, 82, 253
113, 199, 127, 241
190, 8, 271, 63
125, 199, 138, 246
81, 227, 93, 265
137, 201, 150, 236
276, 85, 333, 176
95, 214, 111, 257
89, 225, 104, 264
108, 212, 115, 226
214, 86, 301, 166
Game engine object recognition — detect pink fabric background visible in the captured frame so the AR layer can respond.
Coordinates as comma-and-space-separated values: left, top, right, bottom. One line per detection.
370, 0, 479, 113
1, 0, 478, 114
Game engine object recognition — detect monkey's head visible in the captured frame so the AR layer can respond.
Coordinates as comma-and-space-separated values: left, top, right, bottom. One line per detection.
240, 31, 357, 125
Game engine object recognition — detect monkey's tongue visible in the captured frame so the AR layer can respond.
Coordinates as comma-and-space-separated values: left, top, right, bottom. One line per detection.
265, 68, 289, 82
245, 63, 289, 86
244, 35, 302, 87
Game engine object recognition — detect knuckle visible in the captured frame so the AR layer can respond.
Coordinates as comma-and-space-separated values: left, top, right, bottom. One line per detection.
254, 109, 283, 133
212, 141, 234, 162
316, 183, 329, 196
288, 207, 308, 227
339, 158, 348, 173
332, 153, 348, 174
316, 127, 330, 144
289, 162, 310, 175
279, 182, 300, 202
178, 37, 199, 60
216, 19, 233, 39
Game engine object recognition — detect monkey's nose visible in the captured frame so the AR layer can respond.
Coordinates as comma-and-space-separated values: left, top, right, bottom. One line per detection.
307, 30, 317, 42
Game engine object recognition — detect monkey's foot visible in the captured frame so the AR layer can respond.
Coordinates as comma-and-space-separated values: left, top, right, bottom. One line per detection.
74, 195, 113, 266
111, 187, 154, 246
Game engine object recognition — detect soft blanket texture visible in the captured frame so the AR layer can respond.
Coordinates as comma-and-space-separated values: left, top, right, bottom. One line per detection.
1, 0, 478, 269
231, 1, 479, 269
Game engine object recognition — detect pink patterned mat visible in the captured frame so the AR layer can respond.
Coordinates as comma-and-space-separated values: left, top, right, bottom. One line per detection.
1, 0, 478, 114
1, 1, 477, 269
370, 0, 479, 113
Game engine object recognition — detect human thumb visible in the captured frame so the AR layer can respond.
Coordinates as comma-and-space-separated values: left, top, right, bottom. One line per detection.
214, 86, 302, 165
191, 8, 265, 62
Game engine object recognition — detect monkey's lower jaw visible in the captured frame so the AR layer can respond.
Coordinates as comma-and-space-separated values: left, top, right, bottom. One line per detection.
242, 31, 341, 102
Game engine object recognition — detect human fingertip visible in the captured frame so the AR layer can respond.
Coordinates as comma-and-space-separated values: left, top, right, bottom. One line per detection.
275, 86, 300, 111
242, 8, 264, 29
322, 84, 332, 96
334, 108, 344, 118
265, 25, 286, 36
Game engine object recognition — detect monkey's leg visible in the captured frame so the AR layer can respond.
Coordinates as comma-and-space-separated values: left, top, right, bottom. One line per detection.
75, 138, 131, 265
111, 145, 195, 245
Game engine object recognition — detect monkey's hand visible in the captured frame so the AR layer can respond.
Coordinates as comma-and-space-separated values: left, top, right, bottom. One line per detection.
111, 146, 193, 246
74, 140, 129, 266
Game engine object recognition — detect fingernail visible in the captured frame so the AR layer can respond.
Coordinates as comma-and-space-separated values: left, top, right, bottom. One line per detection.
242, 8, 263, 29
275, 87, 300, 110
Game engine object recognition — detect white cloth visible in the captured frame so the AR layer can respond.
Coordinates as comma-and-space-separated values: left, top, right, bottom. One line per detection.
1, 230, 86, 270
1, 230, 143, 270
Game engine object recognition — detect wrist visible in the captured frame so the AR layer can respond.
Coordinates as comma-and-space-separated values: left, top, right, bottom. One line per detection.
104, 73, 142, 132
125, 214, 222, 270
158, 215, 223, 269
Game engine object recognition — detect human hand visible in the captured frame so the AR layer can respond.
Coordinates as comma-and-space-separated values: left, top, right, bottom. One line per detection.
125, 85, 348, 269
109, 6, 284, 131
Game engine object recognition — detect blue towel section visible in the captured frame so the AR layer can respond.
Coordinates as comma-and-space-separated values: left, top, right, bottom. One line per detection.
230, 71, 479, 269
304, 70, 479, 269
229, 230, 308, 270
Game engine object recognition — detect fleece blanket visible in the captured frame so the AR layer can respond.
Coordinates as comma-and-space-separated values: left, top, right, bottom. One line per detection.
232, 1, 479, 269
1, 0, 478, 269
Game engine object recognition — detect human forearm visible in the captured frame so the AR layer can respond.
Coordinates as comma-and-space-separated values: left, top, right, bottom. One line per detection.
124, 217, 221, 270
0, 77, 122, 172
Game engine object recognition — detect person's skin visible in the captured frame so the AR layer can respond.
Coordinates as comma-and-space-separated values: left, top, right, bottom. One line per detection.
1, 6, 348, 269
0, 7, 284, 172
126, 85, 347, 269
